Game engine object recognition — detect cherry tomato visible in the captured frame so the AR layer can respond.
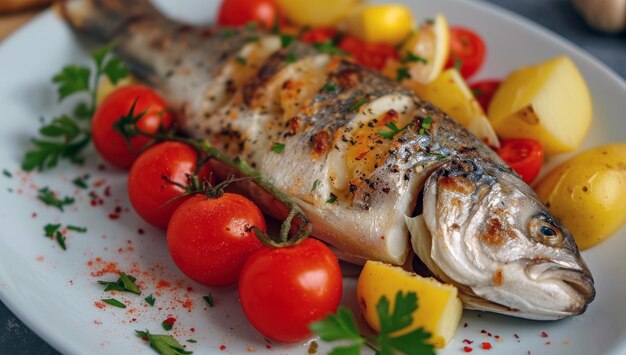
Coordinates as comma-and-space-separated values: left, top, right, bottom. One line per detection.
445, 27, 486, 79
301, 27, 339, 44
128, 142, 213, 229
338, 35, 399, 70
497, 139, 544, 184
217, 0, 282, 29
167, 193, 266, 287
92, 85, 173, 169
470, 80, 501, 112
239, 238, 342, 342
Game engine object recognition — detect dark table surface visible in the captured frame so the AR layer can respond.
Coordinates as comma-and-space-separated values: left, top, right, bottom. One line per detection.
1, 0, 624, 354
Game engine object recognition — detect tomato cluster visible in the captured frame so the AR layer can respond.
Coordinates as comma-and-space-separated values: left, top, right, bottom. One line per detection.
91, 84, 342, 343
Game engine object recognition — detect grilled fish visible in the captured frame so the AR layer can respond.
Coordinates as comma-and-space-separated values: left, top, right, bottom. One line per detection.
60, 0, 595, 320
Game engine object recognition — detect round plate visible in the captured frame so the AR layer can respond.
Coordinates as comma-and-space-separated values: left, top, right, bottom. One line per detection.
0, 1, 625, 354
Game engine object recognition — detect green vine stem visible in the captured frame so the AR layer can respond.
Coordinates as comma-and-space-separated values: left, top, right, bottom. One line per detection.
116, 113, 313, 247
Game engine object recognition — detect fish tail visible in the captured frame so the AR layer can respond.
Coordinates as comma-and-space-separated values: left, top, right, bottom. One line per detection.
55, 0, 159, 42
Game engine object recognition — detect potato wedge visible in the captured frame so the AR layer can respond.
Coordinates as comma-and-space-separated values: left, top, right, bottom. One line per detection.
488, 56, 592, 156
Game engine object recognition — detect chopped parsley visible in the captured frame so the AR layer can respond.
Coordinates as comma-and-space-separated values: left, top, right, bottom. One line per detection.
419, 116, 433, 135
102, 298, 126, 308
72, 174, 90, 189
396, 67, 411, 82
145, 294, 156, 306
136, 330, 193, 355
285, 53, 297, 63
404, 52, 428, 64
326, 193, 337, 204
270, 142, 285, 153
311, 179, 320, 192
313, 41, 348, 55
162, 320, 174, 331
323, 82, 337, 93
37, 187, 75, 211
186, 339, 197, 344
235, 56, 246, 65
2, 169, 11, 178
280, 34, 295, 48
203, 294, 215, 308
67, 225, 87, 233
23, 45, 128, 171
349, 97, 367, 112
310, 291, 435, 355
98, 272, 141, 295
377, 122, 415, 140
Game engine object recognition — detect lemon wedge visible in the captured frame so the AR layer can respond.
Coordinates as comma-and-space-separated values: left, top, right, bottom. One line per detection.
276, 0, 362, 27
346, 4, 415, 45
408, 68, 500, 147
357, 260, 463, 349
96, 75, 136, 106
400, 14, 450, 84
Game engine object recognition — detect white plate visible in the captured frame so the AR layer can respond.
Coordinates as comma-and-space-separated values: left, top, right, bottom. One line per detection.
1, 1, 625, 354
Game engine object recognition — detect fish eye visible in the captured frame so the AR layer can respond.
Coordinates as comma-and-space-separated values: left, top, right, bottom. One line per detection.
529, 217, 563, 246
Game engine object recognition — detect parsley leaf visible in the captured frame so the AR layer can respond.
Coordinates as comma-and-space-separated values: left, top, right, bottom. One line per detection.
311, 291, 435, 355
324, 82, 337, 93
67, 225, 87, 233
102, 298, 126, 308
37, 187, 75, 211
396, 67, 411, 82
145, 294, 156, 306
44, 223, 61, 238
419, 116, 433, 135
2, 169, 11, 178
311, 179, 320, 192
103, 57, 129, 85
72, 174, 90, 189
98, 272, 141, 295
285, 53, 297, 63
270, 142, 285, 153
52, 65, 91, 101
404, 52, 428, 64
326, 193, 337, 204
377, 122, 415, 140
280, 34, 295, 48
349, 98, 367, 112
313, 41, 348, 55
162, 321, 174, 331
136, 330, 193, 355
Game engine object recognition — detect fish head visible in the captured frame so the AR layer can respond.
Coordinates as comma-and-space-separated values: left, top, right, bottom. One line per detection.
417, 158, 595, 320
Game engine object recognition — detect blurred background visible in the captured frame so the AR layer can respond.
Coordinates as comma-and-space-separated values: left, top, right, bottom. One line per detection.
0, 0, 624, 353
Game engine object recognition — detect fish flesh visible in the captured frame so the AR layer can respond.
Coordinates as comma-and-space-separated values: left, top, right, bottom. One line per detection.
60, 0, 595, 320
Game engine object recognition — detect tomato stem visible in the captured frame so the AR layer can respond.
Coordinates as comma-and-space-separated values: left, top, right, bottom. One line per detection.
116, 116, 313, 247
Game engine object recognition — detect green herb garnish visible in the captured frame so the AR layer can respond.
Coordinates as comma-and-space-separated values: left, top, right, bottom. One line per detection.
280, 34, 295, 48
235, 56, 246, 65
245, 35, 260, 43
313, 41, 348, 55
136, 330, 193, 355
349, 97, 367, 112
419, 116, 433, 135
37, 187, 75, 211
98, 272, 141, 295
162, 321, 173, 331
285, 53, 297, 63
43, 224, 67, 250
324, 82, 337, 93
377, 122, 415, 140
310, 291, 435, 355
72, 174, 90, 189
271, 142, 285, 153
454, 58, 463, 72
145, 294, 156, 306
67, 225, 87, 233
203, 294, 214, 307
326, 193, 337, 204
221, 28, 237, 38
102, 298, 126, 308
2, 169, 12, 178
396, 67, 411, 82
404, 52, 428, 64
186, 339, 197, 344
23, 45, 128, 171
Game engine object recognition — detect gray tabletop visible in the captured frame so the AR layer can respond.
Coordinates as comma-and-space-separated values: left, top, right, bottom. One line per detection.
1, 0, 624, 354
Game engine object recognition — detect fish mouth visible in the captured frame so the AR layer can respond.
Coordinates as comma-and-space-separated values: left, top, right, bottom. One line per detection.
528, 262, 596, 314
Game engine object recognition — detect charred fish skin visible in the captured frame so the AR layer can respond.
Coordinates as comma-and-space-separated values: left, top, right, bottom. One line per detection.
60, 0, 595, 320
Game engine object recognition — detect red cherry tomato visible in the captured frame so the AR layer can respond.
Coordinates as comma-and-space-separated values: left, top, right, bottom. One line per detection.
92, 85, 173, 169
497, 139, 544, 184
128, 142, 213, 229
470, 80, 501, 112
239, 238, 342, 342
167, 193, 266, 287
338, 35, 399, 70
445, 27, 487, 79
301, 27, 339, 44
217, 0, 282, 29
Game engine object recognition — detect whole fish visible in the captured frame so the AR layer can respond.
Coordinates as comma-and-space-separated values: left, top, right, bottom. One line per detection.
60, 0, 595, 320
